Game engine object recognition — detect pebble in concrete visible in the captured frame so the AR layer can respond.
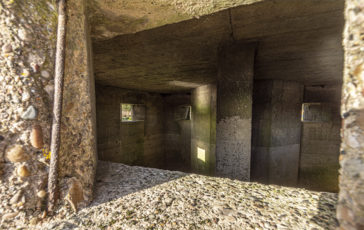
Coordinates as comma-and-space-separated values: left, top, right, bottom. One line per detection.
6, 145, 28, 163
41, 70, 50, 79
21, 91, 30, 102
37, 190, 46, 199
44, 85, 54, 97
21, 106, 38, 120
17, 165, 30, 177
18, 29, 32, 41
1, 43, 12, 53
30, 125, 43, 149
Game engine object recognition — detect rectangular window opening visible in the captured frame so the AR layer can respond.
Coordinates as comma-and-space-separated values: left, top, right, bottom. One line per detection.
301, 103, 331, 123
175, 105, 191, 120
121, 103, 145, 122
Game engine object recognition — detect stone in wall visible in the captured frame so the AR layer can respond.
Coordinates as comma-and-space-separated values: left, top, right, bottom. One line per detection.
0, 0, 57, 224
337, 0, 364, 229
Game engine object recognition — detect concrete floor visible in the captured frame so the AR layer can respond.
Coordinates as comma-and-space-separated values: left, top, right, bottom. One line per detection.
29, 161, 339, 229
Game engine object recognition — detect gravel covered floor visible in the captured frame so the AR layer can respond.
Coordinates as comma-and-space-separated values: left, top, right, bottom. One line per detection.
21, 161, 338, 229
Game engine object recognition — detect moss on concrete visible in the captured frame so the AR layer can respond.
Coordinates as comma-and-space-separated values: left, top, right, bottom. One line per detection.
299, 165, 340, 193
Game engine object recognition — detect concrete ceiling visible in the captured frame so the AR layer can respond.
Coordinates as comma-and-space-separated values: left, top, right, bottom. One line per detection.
92, 0, 345, 93
88, 0, 264, 41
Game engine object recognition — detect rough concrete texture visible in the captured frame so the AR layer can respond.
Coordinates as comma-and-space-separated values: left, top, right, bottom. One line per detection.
88, 0, 264, 41
164, 94, 191, 171
216, 43, 255, 181
96, 86, 191, 171
17, 161, 338, 230
96, 85, 165, 169
252, 80, 303, 186
0, 0, 57, 219
120, 122, 145, 166
337, 0, 364, 229
58, 0, 98, 208
299, 85, 341, 192
191, 85, 216, 175
93, 0, 344, 93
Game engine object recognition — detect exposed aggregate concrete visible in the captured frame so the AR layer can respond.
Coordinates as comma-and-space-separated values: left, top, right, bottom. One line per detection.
0, 1, 57, 226
20, 161, 339, 230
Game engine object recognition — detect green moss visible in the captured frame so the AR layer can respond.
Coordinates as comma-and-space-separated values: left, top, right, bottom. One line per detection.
299, 165, 340, 192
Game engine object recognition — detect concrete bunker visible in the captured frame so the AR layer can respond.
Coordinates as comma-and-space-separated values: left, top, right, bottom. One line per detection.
93, 0, 344, 192
2, 0, 364, 228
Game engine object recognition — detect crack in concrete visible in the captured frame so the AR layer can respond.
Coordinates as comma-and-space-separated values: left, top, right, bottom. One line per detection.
228, 9, 236, 41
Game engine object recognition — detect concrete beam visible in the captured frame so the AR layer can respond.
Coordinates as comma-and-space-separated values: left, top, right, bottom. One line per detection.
88, 0, 264, 40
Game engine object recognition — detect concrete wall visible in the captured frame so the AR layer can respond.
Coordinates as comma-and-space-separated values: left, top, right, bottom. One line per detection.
0, 0, 57, 213
0, 0, 98, 213
216, 43, 255, 181
96, 85, 164, 168
95, 86, 120, 161
141, 94, 165, 168
120, 122, 145, 165
299, 85, 341, 192
164, 94, 191, 171
96, 85, 191, 170
59, 0, 98, 207
191, 85, 216, 175
337, 1, 364, 228
251, 80, 303, 186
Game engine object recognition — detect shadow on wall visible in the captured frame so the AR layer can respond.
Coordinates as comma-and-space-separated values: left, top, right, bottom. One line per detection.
310, 193, 339, 228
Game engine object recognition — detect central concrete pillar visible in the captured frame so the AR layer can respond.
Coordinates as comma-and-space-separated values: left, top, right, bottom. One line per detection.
216, 43, 256, 181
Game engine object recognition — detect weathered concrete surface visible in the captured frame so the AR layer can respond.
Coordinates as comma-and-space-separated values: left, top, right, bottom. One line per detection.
96, 85, 164, 168
216, 43, 255, 181
191, 85, 216, 175
93, 0, 344, 93
96, 85, 192, 171
251, 80, 303, 186
299, 85, 341, 192
0, 0, 98, 218
88, 0, 264, 41
95, 86, 120, 160
59, 0, 97, 207
120, 122, 145, 165
337, 1, 364, 229
29, 161, 338, 230
164, 94, 191, 171
0, 0, 57, 218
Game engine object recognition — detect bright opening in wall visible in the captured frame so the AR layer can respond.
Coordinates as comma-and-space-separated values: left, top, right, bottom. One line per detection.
301, 103, 331, 123
121, 104, 146, 122
175, 105, 191, 120
197, 147, 206, 163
